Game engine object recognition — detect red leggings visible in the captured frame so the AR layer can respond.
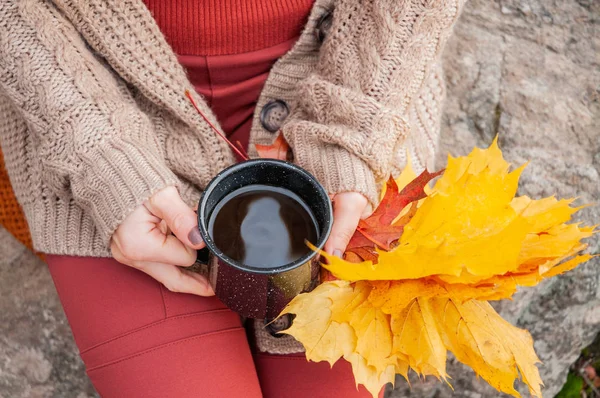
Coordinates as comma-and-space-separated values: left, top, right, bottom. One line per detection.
47, 255, 376, 397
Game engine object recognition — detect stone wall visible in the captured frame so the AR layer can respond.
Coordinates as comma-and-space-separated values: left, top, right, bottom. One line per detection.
389, 0, 600, 396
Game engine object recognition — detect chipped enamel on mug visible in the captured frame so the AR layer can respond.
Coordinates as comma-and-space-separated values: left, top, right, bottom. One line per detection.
196, 159, 333, 319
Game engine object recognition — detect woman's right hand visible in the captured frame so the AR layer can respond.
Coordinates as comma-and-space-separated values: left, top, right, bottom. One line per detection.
110, 186, 214, 296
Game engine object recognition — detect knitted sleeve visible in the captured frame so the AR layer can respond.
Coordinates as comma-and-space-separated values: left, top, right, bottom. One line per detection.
282, 0, 465, 208
0, 1, 180, 248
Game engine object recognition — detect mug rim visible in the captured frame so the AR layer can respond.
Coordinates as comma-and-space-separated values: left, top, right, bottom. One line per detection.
197, 159, 333, 275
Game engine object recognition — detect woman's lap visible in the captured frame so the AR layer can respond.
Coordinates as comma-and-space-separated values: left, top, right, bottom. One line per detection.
47, 255, 374, 397
47, 255, 262, 397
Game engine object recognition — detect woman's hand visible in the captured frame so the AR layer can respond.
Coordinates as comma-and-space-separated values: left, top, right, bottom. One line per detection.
110, 186, 214, 296
324, 192, 369, 258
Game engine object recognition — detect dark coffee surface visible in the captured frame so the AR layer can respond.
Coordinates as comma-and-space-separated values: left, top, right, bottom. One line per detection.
208, 185, 318, 269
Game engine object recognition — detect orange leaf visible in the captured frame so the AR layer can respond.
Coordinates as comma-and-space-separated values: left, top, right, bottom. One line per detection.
392, 202, 418, 227
388, 169, 444, 222
365, 170, 442, 227
353, 225, 405, 251
366, 176, 401, 226
347, 170, 442, 253
255, 133, 290, 160
346, 229, 376, 250
344, 246, 379, 263
347, 203, 418, 255
320, 268, 338, 282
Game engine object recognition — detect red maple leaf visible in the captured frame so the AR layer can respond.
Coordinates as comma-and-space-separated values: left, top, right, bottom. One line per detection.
344, 246, 379, 263
347, 169, 443, 259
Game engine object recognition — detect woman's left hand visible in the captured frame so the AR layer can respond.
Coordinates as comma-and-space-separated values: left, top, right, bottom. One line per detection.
324, 192, 369, 258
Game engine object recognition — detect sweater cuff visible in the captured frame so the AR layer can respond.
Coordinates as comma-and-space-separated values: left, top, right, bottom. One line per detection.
70, 139, 180, 249
286, 130, 379, 210
288, 76, 410, 182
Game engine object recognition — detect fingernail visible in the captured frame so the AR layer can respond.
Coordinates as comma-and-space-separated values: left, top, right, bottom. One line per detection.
333, 249, 343, 258
188, 228, 203, 246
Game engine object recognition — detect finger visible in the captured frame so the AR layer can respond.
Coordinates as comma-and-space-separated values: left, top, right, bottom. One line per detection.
111, 239, 130, 266
143, 231, 198, 266
158, 219, 169, 235
324, 193, 368, 257
146, 186, 205, 249
140, 260, 214, 296
113, 222, 197, 267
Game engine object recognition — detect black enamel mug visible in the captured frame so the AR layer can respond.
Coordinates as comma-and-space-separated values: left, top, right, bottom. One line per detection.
196, 159, 333, 319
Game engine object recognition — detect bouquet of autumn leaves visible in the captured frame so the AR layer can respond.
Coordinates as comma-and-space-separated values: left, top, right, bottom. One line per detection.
269, 138, 596, 397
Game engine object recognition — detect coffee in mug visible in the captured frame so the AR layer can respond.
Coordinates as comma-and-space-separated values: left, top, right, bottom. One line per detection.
209, 184, 318, 268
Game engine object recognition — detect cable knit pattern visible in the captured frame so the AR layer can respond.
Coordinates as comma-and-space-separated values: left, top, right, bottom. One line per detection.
277, 0, 464, 207
0, 0, 183, 253
0, 0, 464, 352
393, 61, 447, 175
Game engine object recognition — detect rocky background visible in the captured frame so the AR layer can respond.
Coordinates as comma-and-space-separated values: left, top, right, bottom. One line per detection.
0, 0, 598, 397
0, 230, 96, 397
389, 0, 600, 397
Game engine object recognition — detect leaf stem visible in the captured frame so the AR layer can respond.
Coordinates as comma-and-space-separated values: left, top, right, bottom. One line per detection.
185, 90, 249, 161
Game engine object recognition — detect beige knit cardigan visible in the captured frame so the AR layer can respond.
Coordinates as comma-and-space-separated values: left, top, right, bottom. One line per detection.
0, 0, 465, 258
1, 0, 465, 355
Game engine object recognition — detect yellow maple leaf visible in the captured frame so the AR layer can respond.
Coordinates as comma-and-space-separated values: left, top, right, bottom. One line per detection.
282, 280, 356, 365
281, 281, 543, 398
393, 153, 418, 192
280, 139, 595, 398
429, 298, 542, 398
390, 297, 448, 378
367, 278, 518, 311
321, 138, 593, 290
282, 280, 401, 396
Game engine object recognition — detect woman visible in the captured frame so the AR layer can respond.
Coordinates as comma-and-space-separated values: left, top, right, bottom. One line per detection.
0, 0, 465, 396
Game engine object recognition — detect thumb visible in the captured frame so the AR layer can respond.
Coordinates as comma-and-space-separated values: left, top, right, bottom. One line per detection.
146, 186, 205, 249
324, 192, 368, 257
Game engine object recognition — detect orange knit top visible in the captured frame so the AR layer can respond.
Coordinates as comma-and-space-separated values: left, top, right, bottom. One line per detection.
142, 0, 315, 56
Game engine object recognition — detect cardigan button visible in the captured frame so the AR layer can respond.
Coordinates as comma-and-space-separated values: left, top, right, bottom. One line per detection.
260, 100, 290, 133
264, 314, 293, 337
315, 10, 333, 43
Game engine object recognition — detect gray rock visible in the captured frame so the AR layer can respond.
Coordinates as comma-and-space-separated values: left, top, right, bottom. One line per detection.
9, 348, 53, 384
0, 228, 97, 398
390, 0, 600, 397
